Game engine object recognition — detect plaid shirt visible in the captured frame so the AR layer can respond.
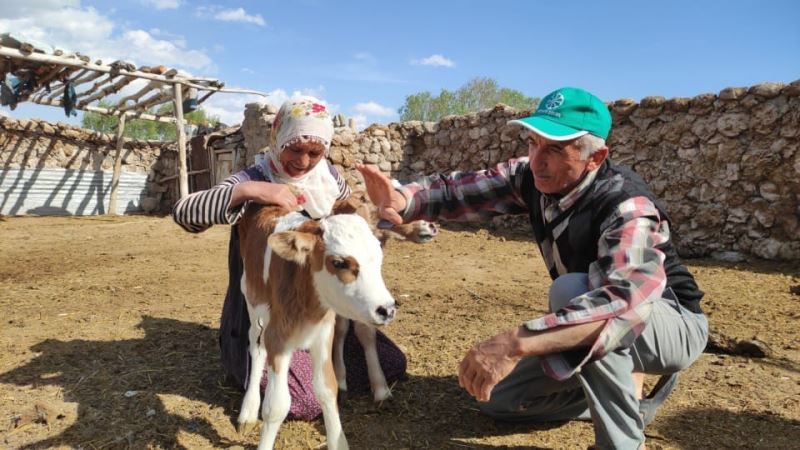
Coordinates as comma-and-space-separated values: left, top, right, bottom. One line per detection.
398, 157, 669, 380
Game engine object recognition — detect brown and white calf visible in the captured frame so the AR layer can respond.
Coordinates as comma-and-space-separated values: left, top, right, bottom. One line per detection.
237, 204, 397, 450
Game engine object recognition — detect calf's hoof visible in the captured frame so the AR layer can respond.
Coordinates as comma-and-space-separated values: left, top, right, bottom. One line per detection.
236, 420, 258, 436
337, 388, 348, 405
373, 386, 392, 402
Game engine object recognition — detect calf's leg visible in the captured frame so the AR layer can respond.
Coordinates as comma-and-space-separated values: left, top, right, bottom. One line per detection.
310, 320, 349, 450
333, 316, 350, 393
238, 278, 270, 435
353, 321, 391, 401
258, 351, 292, 450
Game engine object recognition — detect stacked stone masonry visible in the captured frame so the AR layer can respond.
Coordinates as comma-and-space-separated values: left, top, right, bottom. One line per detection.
2, 79, 798, 260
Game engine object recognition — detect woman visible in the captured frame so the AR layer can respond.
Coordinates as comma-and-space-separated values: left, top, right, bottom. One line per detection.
172, 96, 406, 420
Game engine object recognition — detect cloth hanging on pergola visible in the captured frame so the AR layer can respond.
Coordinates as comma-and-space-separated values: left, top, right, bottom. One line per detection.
0, 32, 268, 209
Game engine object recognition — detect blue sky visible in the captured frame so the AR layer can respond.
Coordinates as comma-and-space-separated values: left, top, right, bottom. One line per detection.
1, 0, 798, 129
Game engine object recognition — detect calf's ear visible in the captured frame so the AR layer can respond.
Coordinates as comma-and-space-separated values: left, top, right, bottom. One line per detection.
268, 231, 317, 265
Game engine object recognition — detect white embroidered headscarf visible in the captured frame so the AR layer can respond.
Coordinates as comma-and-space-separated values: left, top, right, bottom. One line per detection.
259, 95, 340, 218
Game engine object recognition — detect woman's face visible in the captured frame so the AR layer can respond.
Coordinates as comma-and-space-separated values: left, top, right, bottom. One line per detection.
279, 141, 326, 177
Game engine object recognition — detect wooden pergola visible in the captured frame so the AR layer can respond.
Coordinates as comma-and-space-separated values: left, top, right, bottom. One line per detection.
0, 33, 268, 213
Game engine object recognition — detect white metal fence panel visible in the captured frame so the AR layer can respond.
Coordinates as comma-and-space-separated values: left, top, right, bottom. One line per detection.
0, 168, 148, 216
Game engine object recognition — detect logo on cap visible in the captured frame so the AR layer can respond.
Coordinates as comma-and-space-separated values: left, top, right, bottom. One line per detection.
544, 92, 564, 110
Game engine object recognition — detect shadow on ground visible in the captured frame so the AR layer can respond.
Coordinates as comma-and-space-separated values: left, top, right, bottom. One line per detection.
0, 316, 244, 449
654, 407, 800, 449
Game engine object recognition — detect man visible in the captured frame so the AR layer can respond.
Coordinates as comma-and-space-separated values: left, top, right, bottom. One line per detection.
357, 87, 708, 450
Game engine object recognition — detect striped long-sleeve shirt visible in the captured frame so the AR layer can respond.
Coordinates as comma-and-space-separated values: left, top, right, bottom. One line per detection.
172, 161, 350, 232
398, 157, 670, 380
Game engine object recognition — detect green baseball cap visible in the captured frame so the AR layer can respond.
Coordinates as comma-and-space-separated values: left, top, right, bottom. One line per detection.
509, 87, 611, 140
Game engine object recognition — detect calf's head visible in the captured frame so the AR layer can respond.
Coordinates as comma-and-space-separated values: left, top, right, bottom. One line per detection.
268, 214, 396, 326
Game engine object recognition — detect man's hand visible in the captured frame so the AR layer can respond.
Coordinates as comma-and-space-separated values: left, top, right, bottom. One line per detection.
356, 164, 407, 225
458, 327, 524, 402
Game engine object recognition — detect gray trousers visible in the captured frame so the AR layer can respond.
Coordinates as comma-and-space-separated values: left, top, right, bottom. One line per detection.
479, 273, 708, 450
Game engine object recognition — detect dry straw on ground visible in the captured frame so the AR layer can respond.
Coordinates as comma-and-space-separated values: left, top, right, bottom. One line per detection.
1, 216, 798, 449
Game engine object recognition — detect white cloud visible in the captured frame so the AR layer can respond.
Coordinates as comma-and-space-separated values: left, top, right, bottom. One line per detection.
351, 114, 368, 131
353, 101, 395, 117
241, 67, 255, 74
119, 30, 211, 70
412, 54, 456, 68
354, 52, 376, 63
196, 6, 265, 26
141, 0, 181, 10
0, 4, 213, 71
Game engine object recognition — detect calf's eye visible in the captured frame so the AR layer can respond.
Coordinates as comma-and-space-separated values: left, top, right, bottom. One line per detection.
332, 258, 349, 270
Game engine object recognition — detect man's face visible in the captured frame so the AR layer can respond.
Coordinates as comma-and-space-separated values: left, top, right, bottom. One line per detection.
279, 141, 326, 178
527, 132, 591, 195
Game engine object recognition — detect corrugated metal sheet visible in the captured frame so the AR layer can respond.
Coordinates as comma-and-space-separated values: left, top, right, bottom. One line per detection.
1, 168, 149, 216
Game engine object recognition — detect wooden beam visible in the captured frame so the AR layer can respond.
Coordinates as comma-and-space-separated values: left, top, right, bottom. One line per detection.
108, 114, 127, 216
0, 46, 269, 97
31, 97, 177, 123
116, 81, 165, 111
119, 89, 171, 114
73, 74, 114, 103
42, 70, 103, 102
174, 82, 189, 198
77, 75, 138, 109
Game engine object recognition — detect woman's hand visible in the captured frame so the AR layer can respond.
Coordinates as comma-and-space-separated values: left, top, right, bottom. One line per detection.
356, 164, 407, 225
231, 181, 301, 210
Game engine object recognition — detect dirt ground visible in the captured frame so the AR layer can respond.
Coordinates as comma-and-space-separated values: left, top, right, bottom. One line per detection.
1, 215, 798, 450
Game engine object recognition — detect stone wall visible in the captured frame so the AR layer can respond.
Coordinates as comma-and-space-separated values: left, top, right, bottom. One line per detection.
607, 82, 800, 260
2, 78, 798, 260
238, 79, 800, 260
0, 116, 179, 213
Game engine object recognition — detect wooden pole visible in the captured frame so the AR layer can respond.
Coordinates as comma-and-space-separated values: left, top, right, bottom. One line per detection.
174, 83, 189, 199
108, 114, 127, 215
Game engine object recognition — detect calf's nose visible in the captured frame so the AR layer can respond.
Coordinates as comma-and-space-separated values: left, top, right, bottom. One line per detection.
375, 304, 396, 322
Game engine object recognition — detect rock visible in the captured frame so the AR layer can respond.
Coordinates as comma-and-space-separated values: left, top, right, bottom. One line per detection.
783, 79, 800, 96
716, 113, 749, 137
710, 251, 747, 263
410, 160, 426, 171
638, 96, 665, 117
665, 97, 690, 112
612, 98, 637, 116
705, 330, 772, 358
734, 339, 772, 358
688, 93, 717, 114
750, 82, 785, 98
758, 181, 780, 202
719, 86, 748, 100
752, 238, 781, 259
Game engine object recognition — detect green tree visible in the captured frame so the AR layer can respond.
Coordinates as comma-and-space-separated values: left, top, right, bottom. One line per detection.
81, 100, 219, 141
398, 77, 539, 122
